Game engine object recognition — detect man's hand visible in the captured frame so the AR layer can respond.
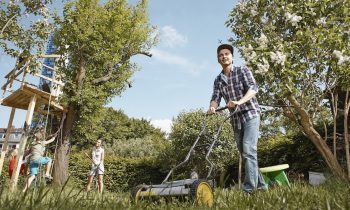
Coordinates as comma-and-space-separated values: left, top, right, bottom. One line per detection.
207, 106, 216, 115
227, 100, 241, 109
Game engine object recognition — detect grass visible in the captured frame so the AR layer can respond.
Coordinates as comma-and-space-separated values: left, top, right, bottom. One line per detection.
0, 179, 349, 210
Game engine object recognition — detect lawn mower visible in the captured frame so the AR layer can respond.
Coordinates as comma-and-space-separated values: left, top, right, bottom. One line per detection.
131, 106, 236, 207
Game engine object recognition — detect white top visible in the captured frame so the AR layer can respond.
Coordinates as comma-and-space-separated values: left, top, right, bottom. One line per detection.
30, 142, 45, 162
92, 147, 104, 166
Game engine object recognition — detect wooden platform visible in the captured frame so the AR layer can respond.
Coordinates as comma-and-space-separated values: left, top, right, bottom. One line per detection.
1, 84, 66, 116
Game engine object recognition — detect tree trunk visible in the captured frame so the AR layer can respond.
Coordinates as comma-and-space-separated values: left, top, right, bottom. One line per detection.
287, 95, 346, 179
52, 140, 70, 185
332, 92, 338, 158
238, 155, 242, 189
53, 56, 86, 185
52, 106, 76, 185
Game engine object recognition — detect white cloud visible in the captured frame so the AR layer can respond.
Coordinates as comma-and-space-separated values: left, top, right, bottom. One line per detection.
160, 25, 188, 48
151, 48, 188, 65
151, 119, 173, 134
150, 48, 206, 76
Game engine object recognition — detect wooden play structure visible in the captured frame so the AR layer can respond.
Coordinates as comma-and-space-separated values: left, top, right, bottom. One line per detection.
0, 54, 66, 191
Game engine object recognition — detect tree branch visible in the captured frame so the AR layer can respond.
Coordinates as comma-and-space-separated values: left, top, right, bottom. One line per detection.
275, 96, 298, 123
281, 106, 297, 122
139, 52, 152, 57
287, 94, 313, 127
1, 14, 18, 36
92, 51, 152, 85
91, 63, 117, 85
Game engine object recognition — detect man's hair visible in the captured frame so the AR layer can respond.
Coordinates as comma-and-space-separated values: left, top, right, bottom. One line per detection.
217, 44, 234, 55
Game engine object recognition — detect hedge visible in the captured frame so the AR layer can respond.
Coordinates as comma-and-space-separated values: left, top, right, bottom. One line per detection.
258, 135, 326, 176
223, 134, 326, 186
69, 151, 166, 193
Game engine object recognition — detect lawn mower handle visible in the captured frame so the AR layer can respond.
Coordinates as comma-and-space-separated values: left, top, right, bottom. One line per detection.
161, 106, 235, 184
206, 106, 228, 116
215, 106, 228, 112
162, 116, 208, 183
205, 106, 239, 179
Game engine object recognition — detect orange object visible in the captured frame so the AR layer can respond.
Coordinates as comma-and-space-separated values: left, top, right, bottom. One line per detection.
8, 156, 27, 178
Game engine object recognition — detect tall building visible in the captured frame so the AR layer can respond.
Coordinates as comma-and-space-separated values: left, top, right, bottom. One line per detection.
39, 34, 56, 90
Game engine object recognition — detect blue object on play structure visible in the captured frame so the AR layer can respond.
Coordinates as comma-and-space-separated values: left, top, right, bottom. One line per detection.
259, 164, 290, 188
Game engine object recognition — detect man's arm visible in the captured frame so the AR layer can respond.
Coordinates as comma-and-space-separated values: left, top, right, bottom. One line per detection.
208, 77, 221, 115
227, 67, 258, 108
207, 101, 219, 115
227, 88, 257, 108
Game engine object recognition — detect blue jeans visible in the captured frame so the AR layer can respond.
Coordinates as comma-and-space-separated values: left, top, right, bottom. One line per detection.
234, 116, 266, 192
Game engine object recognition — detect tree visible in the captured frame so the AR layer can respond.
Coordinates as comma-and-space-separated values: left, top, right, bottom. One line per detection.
0, 0, 53, 68
72, 107, 168, 159
227, 0, 350, 178
168, 109, 237, 186
101, 109, 166, 143
52, 0, 157, 185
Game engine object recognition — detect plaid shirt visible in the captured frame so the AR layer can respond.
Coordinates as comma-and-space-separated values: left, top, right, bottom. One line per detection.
210, 66, 260, 129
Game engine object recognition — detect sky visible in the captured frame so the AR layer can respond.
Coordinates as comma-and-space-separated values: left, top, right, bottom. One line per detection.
0, 0, 244, 134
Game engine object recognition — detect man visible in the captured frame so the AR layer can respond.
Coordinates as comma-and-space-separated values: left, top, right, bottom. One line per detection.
207, 44, 266, 193
86, 138, 105, 193
23, 131, 57, 192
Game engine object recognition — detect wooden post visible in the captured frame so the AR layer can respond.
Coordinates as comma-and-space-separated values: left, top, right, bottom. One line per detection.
344, 91, 350, 179
0, 108, 16, 176
1, 85, 7, 102
10, 95, 37, 191
238, 155, 242, 189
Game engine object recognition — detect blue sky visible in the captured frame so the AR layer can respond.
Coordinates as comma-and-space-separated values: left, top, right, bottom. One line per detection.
0, 0, 244, 133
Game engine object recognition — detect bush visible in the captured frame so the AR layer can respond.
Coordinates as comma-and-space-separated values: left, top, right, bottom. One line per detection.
167, 109, 237, 181
223, 133, 326, 186
69, 152, 166, 192
105, 135, 170, 158
258, 134, 326, 177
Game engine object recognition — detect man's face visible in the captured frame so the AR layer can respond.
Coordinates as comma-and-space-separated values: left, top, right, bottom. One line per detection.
218, 49, 233, 65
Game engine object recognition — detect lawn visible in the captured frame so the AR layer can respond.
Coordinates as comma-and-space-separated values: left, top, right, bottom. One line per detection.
0, 179, 349, 210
